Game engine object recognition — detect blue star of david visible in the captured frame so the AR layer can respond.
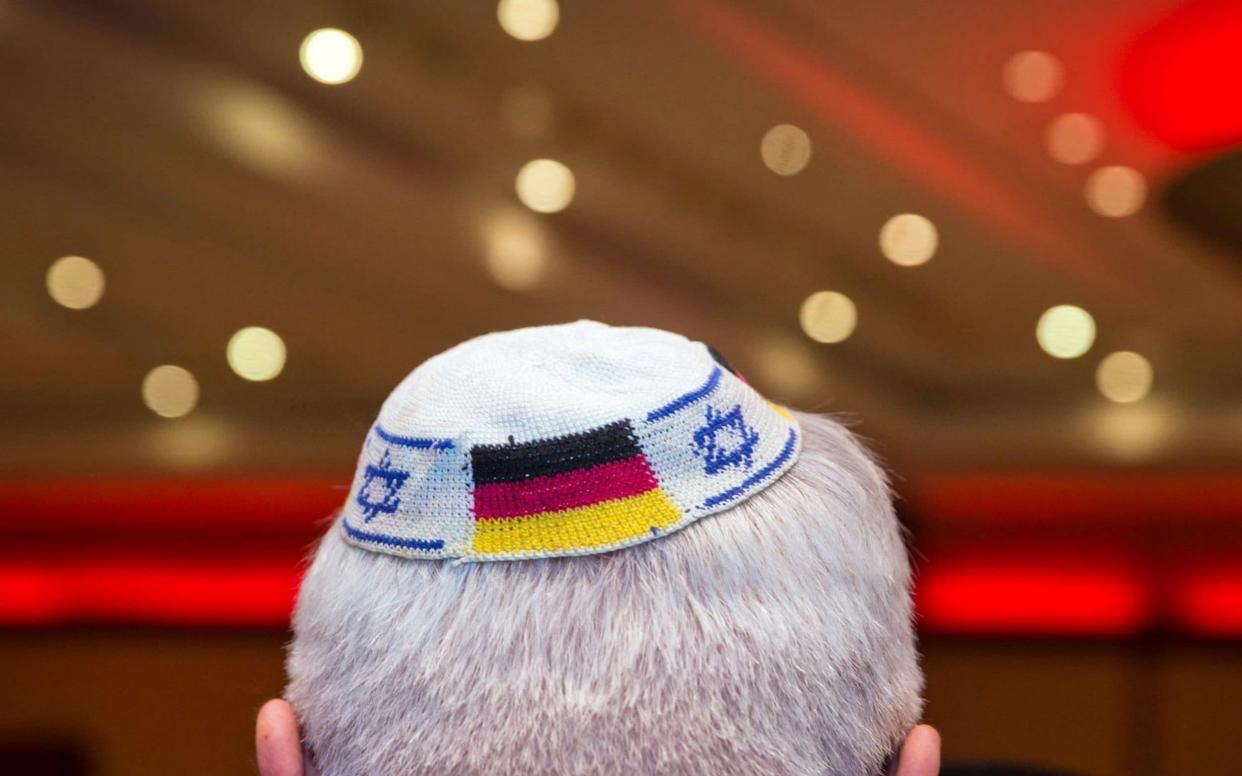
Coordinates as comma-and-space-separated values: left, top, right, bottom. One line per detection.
355, 450, 409, 522
691, 404, 759, 475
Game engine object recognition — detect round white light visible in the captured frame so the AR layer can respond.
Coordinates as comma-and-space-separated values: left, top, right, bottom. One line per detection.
1003, 50, 1063, 103
227, 326, 287, 381
879, 213, 938, 267
299, 28, 363, 85
497, 0, 560, 42
515, 159, 575, 213
799, 291, 857, 344
46, 255, 105, 310
1096, 351, 1153, 404
1085, 165, 1146, 217
760, 124, 812, 176
1046, 113, 1104, 165
142, 365, 199, 419
1036, 305, 1095, 359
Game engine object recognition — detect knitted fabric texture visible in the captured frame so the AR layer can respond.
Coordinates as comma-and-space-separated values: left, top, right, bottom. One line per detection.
340, 320, 802, 561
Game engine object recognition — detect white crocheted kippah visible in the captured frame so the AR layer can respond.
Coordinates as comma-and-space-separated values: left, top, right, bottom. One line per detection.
339, 319, 802, 561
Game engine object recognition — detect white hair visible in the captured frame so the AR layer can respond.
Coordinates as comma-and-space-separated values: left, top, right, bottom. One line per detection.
287, 412, 923, 775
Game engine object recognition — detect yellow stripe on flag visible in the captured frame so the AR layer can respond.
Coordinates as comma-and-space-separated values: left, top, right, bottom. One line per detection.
472, 488, 682, 556
766, 400, 793, 420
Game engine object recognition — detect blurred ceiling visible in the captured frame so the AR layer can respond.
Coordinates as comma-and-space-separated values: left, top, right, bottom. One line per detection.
3, 0, 1240, 476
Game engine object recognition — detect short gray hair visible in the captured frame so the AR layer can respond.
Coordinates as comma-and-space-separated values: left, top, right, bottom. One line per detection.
287, 412, 923, 775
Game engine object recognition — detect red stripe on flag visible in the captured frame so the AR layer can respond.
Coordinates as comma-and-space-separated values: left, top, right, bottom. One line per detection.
473, 455, 659, 519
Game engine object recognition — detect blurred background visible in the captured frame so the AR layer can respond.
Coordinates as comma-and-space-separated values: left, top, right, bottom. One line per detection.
2, 0, 1241, 773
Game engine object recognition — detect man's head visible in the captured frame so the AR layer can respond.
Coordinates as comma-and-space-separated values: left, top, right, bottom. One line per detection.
266, 322, 930, 775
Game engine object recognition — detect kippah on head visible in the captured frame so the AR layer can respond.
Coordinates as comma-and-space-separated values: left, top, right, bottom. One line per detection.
340, 319, 801, 561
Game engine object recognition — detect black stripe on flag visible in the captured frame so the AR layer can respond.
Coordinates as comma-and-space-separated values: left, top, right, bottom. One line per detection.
471, 419, 642, 484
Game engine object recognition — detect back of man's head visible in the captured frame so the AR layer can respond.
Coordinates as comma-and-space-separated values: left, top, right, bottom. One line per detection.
285, 322, 923, 775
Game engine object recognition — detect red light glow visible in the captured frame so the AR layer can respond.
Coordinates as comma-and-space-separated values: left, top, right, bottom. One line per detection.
0, 478, 343, 532
0, 562, 300, 627
0, 478, 1239, 636
917, 556, 1151, 636
1172, 566, 1242, 637
1120, 0, 1242, 151
911, 473, 1242, 525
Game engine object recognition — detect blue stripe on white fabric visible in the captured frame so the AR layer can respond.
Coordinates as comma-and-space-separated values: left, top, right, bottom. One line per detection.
700, 427, 799, 509
341, 518, 446, 551
373, 425, 455, 450
644, 367, 722, 422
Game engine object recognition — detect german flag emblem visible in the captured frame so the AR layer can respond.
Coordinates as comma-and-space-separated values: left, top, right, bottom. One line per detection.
470, 420, 682, 555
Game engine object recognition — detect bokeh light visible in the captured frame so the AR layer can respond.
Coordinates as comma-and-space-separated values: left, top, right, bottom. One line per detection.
299, 28, 362, 85
497, 0, 560, 42
483, 209, 547, 291
1003, 51, 1063, 103
148, 416, 231, 468
879, 213, 938, 267
1085, 165, 1146, 217
799, 291, 858, 344
515, 158, 575, 213
206, 83, 321, 181
1046, 113, 1104, 165
1036, 304, 1095, 359
46, 255, 105, 310
142, 365, 199, 419
760, 124, 812, 176
1091, 400, 1174, 461
1096, 351, 1153, 404
227, 326, 287, 381
752, 334, 819, 399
